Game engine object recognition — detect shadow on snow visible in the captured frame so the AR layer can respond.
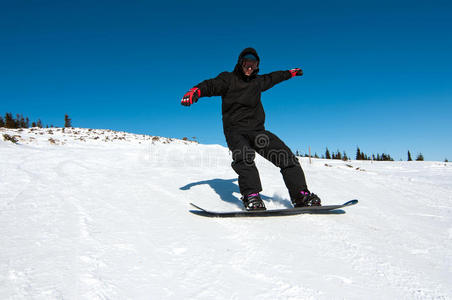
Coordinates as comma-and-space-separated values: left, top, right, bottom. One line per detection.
180, 178, 294, 210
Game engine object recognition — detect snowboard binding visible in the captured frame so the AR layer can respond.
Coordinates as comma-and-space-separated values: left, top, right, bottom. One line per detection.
292, 191, 321, 207
242, 193, 266, 211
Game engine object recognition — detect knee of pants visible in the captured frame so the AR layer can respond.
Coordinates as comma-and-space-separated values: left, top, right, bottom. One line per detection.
232, 148, 256, 166
266, 150, 300, 168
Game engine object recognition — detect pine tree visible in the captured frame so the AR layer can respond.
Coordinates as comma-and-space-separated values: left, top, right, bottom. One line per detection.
416, 153, 424, 161
343, 151, 348, 161
356, 147, 361, 160
16, 114, 21, 128
19, 114, 26, 128
5, 113, 15, 128
64, 114, 72, 128
325, 147, 331, 159
32, 122, 36, 127
37, 119, 43, 128
407, 151, 412, 161
25, 117, 30, 128
0, 116, 4, 127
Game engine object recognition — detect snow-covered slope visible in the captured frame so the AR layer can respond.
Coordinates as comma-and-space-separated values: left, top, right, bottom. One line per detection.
1, 128, 451, 299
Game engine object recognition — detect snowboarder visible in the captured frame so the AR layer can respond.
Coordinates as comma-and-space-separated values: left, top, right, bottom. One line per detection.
181, 48, 320, 211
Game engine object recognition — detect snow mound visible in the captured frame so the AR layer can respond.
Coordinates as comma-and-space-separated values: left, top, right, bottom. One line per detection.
1, 128, 451, 299
0, 127, 197, 147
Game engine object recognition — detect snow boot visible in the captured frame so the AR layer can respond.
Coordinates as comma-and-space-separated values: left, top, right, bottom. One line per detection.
292, 190, 321, 207
241, 193, 266, 211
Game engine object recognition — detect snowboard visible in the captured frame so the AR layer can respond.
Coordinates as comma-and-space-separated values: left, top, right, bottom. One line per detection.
189, 199, 358, 218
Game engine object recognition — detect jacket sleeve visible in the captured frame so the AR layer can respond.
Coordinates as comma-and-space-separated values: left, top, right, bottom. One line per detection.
195, 72, 231, 97
258, 71, 292, 92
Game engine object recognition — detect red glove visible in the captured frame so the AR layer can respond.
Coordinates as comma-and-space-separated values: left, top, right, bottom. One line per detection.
181, 87, 201, 106
289, 68, 303, 78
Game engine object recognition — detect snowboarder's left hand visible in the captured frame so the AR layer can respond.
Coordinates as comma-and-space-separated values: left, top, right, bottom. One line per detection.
289, 68, 303, 77
181, 87, 201, 106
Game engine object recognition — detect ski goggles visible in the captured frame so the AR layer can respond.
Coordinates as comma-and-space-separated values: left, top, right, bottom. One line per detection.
242, 59, 259, 70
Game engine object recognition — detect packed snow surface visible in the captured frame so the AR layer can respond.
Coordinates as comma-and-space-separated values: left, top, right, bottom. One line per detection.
1, 128, 451, 299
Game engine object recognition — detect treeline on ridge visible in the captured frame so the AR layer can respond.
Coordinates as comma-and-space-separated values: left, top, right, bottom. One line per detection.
0, 112, 72, 128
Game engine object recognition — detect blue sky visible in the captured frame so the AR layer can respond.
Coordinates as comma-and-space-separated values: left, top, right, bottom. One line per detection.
1, 0, 451, 161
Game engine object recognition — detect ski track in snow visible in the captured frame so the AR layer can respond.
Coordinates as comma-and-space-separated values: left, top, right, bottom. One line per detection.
1, 128, 452, 299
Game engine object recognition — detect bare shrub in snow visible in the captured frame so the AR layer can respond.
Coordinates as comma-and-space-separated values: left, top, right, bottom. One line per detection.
3, 134, 18, 144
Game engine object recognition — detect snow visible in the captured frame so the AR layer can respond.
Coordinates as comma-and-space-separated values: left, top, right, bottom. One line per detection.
1, 127, 451, 299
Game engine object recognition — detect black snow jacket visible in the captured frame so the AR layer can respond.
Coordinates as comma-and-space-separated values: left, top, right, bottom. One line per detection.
195, 48, 292, 133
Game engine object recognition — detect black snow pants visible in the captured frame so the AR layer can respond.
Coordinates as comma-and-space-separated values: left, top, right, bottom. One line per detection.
224, 129, 308, 200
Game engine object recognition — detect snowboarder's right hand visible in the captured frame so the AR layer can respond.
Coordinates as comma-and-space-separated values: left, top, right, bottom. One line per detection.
181, 87, 201, 106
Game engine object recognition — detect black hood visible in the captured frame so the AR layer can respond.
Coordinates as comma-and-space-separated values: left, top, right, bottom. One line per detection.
233, 47, 260, 81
